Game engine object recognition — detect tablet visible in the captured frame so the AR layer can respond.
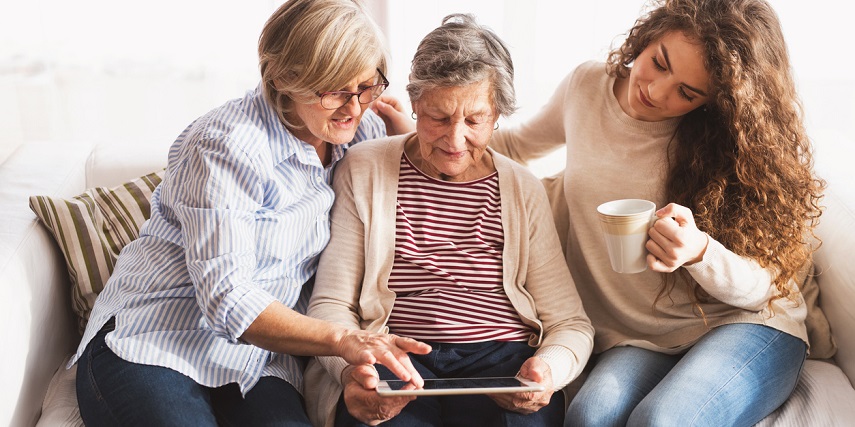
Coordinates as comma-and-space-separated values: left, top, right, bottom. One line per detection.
375, 376, 545, 396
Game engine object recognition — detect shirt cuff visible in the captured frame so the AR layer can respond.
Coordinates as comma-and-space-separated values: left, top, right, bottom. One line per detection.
220, 285, 277, 343
318, 355, 350, 385
535, 345, 576, 389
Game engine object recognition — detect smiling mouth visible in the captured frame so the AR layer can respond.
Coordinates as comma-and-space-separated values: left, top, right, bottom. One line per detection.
639, 89, 655, 108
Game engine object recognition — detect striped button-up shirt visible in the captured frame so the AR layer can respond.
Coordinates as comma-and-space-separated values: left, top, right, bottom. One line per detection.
70, 84, 385, 395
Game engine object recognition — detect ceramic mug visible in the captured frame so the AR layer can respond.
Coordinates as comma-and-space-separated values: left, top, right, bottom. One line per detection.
596, 199, 657, 274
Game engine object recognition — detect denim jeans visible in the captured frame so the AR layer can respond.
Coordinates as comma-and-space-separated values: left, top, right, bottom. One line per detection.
565, 323, 806, 427
335, 341, 565, 427
76, 319, 312, 427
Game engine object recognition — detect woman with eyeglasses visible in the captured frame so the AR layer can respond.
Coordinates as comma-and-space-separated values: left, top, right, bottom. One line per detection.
303, 14, 594, 427
71, 1, 429, 425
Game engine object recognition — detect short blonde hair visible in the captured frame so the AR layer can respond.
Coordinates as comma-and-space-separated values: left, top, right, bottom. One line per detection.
259, 0, 388, 127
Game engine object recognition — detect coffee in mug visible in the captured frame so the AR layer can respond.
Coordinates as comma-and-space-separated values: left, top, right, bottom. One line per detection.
596, 199, 657, 273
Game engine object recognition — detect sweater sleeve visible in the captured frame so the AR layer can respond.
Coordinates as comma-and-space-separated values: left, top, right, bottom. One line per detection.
683, 237, 778, 311
510, 161, 594, 390
490, 68, 577, 164
524, 246, 594, 389
534, 345, 579, 390
307, 150, 368, 384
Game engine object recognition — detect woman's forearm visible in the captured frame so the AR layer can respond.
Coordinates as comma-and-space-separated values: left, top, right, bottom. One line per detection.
240, 301, 347, 356
684, 237, 778, 311
241, 301, 430, 384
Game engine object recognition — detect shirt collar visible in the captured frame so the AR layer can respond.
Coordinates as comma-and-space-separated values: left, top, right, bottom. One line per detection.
252, 83, 353, 168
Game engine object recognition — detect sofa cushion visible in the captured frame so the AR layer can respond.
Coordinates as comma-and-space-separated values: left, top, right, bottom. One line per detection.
799, 264, 837, 359
36, 356, 82, 427
755, 359, 855, 426
28, 170, 164, 333
85, 140, 171, 189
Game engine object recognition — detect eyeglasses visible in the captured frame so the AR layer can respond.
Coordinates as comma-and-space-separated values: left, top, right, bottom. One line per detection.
316, 69, 389, 110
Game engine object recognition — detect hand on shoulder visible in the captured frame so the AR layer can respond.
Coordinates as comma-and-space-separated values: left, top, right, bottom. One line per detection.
371, 95, 415, 136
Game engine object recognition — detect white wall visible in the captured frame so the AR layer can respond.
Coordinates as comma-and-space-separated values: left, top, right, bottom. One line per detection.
2, 1, 853, 170
0, 0, 281, 161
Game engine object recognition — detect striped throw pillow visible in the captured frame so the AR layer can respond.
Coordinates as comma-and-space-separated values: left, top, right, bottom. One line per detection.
29, 170, 164, 333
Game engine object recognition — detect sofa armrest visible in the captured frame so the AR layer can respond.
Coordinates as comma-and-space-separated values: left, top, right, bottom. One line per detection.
814, 187, 855, 387
0, 142, 93, 426
811, 129, 855, 387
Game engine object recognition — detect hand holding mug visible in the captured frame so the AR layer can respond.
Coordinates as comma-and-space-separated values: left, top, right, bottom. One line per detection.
646, 203, 709, 272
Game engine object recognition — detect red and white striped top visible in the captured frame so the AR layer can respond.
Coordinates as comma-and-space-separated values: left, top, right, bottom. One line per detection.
386, 154, 533, 343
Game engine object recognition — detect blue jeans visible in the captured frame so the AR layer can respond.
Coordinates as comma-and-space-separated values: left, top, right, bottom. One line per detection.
335, 341, 565, 427
565, 323, 806, 427
76, 319, 312, 426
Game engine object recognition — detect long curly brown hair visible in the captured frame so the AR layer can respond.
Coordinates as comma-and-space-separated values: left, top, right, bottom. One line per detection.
606, 0, 824, 307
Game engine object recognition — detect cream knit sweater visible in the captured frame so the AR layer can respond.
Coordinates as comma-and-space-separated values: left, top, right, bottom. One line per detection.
490, 61, 809, 355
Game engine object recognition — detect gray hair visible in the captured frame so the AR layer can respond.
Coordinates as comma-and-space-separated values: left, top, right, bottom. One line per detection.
407, 13, 517, 117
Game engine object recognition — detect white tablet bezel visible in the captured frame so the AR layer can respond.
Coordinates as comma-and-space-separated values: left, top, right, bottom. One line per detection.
375, 376, 545, 396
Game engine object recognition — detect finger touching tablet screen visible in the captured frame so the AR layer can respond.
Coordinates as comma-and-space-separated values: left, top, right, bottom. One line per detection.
375, 376, 545, 396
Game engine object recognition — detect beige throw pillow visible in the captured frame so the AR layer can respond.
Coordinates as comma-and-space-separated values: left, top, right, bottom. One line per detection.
29, 170, 164, 334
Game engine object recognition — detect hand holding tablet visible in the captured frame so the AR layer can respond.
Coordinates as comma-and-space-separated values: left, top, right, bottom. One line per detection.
375, 376, 545, 397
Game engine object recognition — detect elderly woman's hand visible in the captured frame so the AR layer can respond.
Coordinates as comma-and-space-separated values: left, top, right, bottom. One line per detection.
646, 203, 710, 272
488, 356, 554, 415
337, 330, 430, 387
371, 95, 415, 136
341, 364, 416, 425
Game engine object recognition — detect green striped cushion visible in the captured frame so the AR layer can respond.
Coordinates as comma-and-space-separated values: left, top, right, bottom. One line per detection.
29, 170, 164, 334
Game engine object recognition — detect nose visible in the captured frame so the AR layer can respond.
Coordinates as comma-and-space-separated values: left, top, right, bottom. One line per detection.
340, 93, 362, 115
647, 80, 666, 103
446, 121, 467, 150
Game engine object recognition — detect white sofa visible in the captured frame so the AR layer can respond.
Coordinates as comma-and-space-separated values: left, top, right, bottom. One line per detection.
1, 130, 854, 426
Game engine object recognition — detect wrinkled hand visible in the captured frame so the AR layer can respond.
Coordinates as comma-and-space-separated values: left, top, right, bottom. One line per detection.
371, 95, 415, 136
646, 203, 710, 272
337, 330, 430, 386
489, 357, 553, 415
341, 365, 416, 426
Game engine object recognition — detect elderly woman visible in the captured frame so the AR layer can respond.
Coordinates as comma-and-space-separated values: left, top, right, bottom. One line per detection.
71, 1, 430, 425
304, 14, 594, 427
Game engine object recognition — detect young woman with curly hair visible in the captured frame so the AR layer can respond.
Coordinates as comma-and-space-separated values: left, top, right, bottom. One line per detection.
486, 0, 825, 425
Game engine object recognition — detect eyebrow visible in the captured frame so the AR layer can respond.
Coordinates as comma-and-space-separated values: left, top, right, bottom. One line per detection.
660, 43, 709, 97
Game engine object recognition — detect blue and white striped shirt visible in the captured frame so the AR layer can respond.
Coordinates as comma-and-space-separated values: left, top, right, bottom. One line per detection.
70, 84, 386, 395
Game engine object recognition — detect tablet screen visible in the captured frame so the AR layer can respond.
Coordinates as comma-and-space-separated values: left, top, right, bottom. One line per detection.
376, 376, 544, 396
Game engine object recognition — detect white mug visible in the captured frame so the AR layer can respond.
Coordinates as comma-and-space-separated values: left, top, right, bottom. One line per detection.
596, 199, 657, 274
